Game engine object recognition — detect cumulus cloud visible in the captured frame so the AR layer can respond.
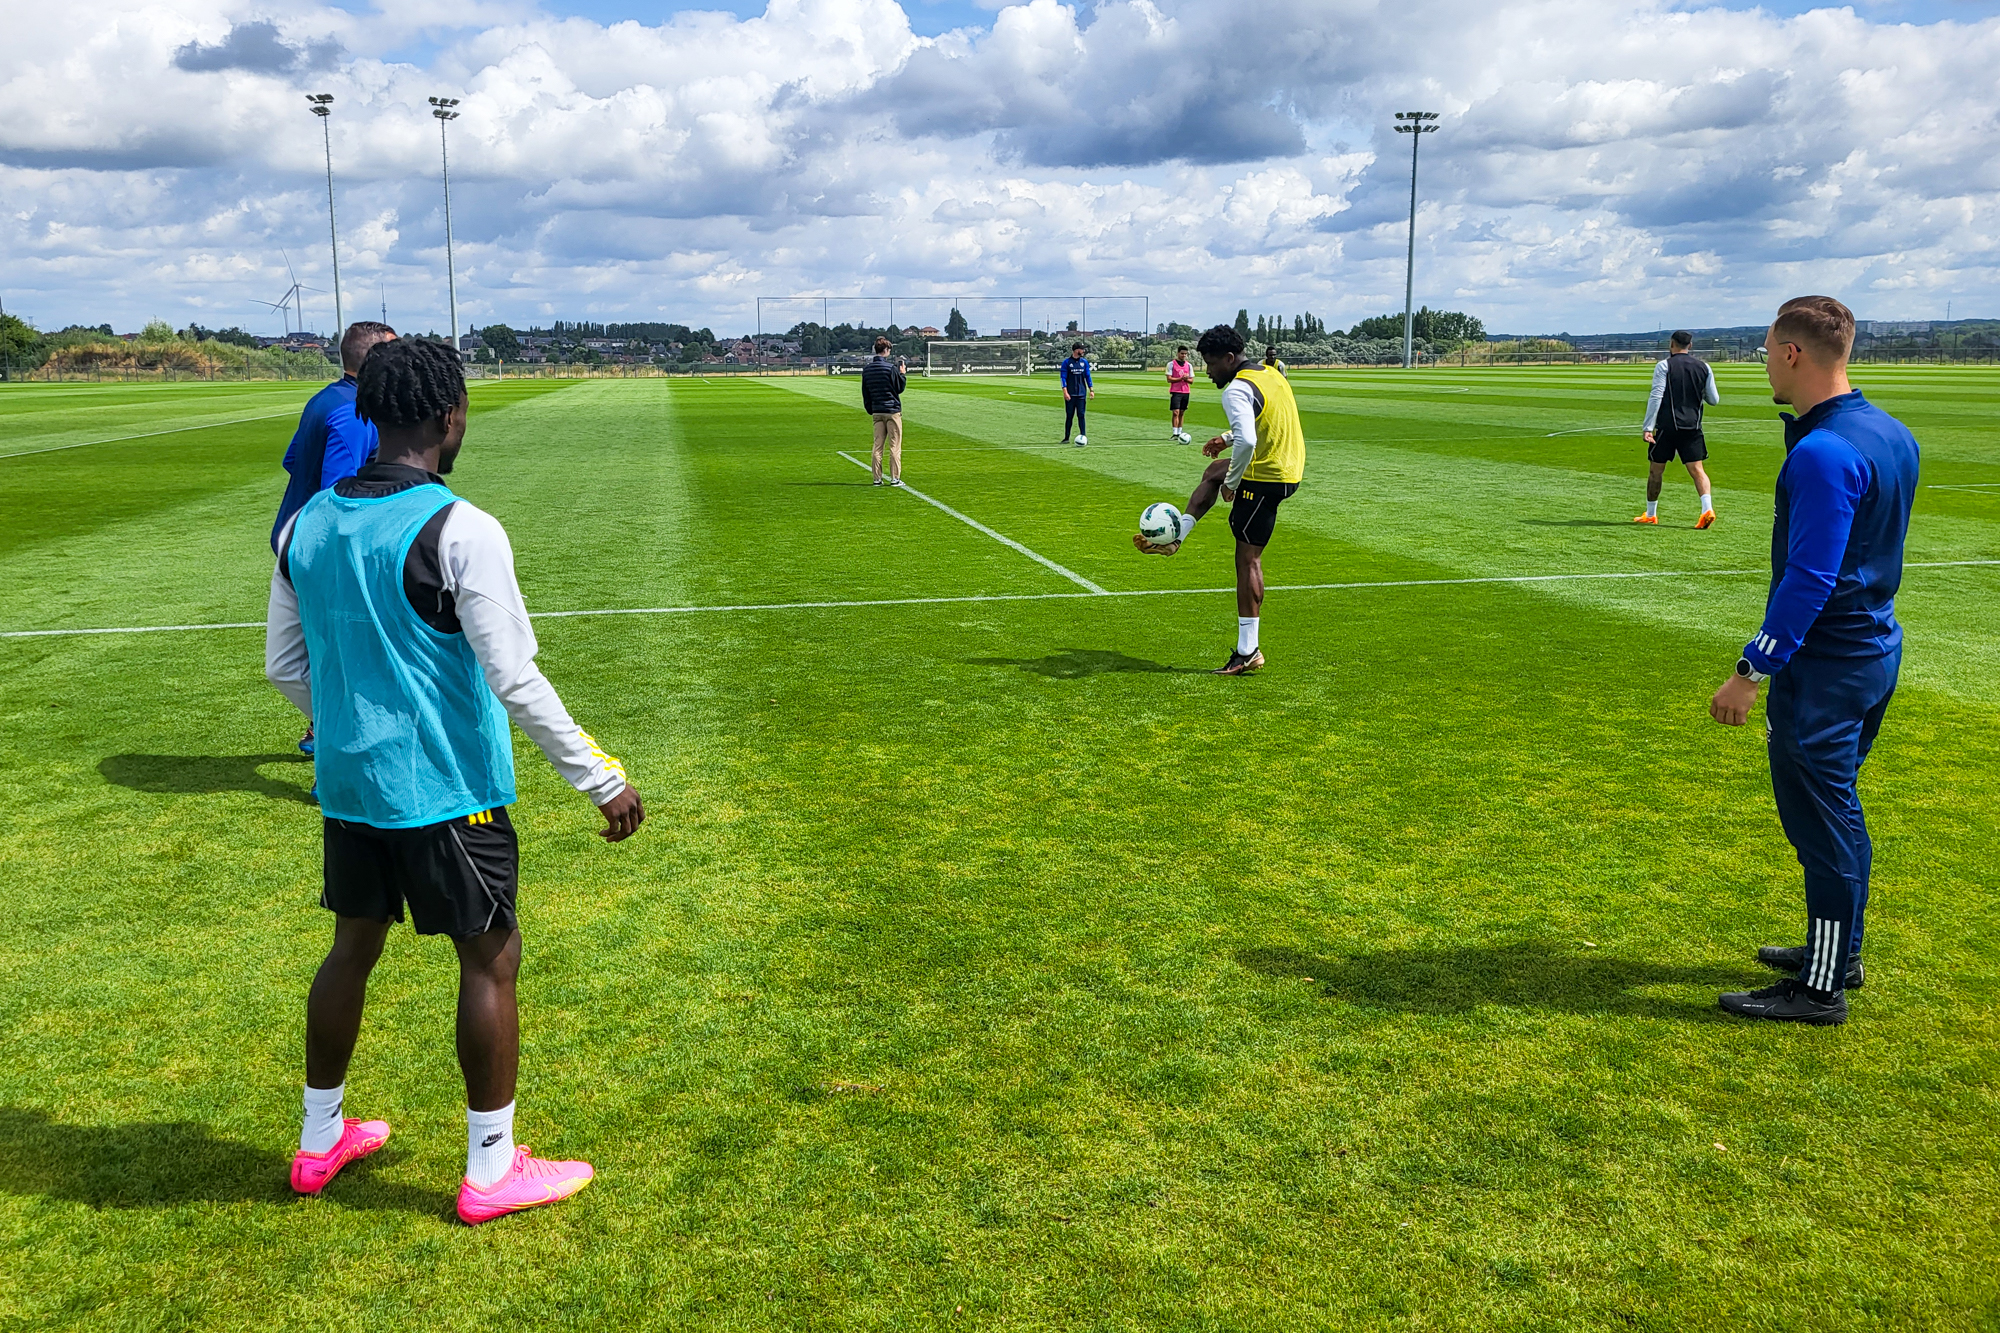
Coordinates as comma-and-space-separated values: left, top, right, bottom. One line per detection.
1, 0, 1995, 336
173, 21, 342, 74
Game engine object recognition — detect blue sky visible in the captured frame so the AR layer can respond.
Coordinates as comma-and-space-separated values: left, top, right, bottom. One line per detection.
4, 0, 1997, 338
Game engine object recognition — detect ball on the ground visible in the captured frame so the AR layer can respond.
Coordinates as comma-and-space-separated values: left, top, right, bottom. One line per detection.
1139, 502, 1183, 543
1075, 433, 1088, 446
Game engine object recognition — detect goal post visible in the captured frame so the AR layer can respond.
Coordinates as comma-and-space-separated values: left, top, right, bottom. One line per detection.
924, 341, 1032, 376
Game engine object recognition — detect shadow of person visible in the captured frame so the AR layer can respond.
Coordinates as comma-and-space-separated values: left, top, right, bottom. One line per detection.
968, 648, 1200, 679
0, 1107, 452, 1215
1517, 518, 1636, 528
99, 754, 314, 805
1236, 939, 1749, 1023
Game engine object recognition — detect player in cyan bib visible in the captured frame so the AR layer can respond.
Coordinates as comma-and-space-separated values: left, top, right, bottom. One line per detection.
1133, 323, 1307, 675
267, 337, 647, 1221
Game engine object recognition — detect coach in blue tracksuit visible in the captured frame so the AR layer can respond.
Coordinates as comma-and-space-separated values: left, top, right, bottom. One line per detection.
1059, 341, 1094, 445
1710, 296, 1918, 1026
270, 321, 397, 553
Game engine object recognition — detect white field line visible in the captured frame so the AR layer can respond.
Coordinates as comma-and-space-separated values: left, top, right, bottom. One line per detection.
10, 560, 1999, 640
1928, 483, 2000, 493
0, 410, 301, 460
835, 449, 1108, 594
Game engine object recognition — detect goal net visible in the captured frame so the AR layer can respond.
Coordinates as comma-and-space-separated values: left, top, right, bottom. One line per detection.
925, 341, 1031, 376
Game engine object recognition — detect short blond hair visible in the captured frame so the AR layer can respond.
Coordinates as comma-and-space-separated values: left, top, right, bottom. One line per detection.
1771, 296, 1854, 364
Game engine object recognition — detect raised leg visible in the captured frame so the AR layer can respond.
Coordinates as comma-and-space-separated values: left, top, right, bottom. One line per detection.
1185, 457, 1231, 520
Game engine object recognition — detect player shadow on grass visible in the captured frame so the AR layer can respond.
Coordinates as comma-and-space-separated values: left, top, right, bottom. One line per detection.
969, 648, 1207, 679
1236, 940, 1748, 1022
98, 753, 315, 805
0, 1108, 452, 1215
1517, 518, 1635, 528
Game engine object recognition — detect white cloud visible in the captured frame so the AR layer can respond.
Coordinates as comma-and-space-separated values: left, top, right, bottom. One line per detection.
1, 0, 1995, 336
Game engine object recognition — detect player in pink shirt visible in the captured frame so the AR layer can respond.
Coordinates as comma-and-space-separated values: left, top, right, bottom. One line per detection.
1165, 346, 1195, 443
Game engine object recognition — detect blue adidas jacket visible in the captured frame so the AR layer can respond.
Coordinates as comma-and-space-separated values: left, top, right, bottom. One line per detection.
1744, 391, 1919, 674
270, 374, 378, 552
1058, 356, 1093, 394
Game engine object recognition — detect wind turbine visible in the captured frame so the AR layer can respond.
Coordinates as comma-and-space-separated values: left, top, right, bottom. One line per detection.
254, 251, 322, 335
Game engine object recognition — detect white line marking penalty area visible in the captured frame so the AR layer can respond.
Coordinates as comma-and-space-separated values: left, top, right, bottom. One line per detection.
9, 560, 1997, 639
835, 450, 1108, 594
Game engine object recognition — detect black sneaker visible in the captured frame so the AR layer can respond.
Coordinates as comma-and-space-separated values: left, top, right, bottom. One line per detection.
1718, 978, 1847, 1025
1213, 649, 1265, 676
1757, 945, 1864, 989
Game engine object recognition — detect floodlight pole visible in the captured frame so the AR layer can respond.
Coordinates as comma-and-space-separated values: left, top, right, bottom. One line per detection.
430, 98, 462, 357
1394, 111, 1438, 369
308, 95, 342, 338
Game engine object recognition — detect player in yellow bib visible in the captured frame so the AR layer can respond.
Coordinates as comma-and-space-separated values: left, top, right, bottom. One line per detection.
1133, 323, 1306, 674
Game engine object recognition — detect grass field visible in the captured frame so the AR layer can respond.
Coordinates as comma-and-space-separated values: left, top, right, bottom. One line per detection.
2, 365, 1997, 1331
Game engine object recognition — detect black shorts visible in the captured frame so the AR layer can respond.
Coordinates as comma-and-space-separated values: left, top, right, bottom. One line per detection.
1649, 429, 1707, 464
1229, 480, 1299, 548
1169, 391, 1190, 411
323, 807, 519, 940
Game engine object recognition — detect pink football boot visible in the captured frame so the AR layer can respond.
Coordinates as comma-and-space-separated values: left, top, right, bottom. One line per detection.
291, 1118, 392, 1194
456, 1147, 594, 1225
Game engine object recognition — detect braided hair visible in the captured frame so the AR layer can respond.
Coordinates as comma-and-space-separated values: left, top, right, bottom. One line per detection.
355, 336, 465, 430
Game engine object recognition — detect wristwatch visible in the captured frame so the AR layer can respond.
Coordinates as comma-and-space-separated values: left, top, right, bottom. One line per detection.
1735, 657, 1769, 684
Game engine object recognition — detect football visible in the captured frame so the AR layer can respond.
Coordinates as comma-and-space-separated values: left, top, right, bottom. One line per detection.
1139, 501, 1183, 544
1074, 433, 1088, 446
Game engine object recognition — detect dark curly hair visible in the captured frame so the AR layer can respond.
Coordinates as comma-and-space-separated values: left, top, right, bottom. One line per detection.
1195, 324, 1244, 359
355, 336, 465, 430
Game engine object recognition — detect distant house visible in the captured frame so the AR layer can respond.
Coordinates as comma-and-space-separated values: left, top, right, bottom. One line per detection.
919, 326, 941, 337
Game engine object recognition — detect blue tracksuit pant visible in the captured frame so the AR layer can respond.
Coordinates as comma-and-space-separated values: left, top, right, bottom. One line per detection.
1064, 397, 1086, 438
1765, 648, 1900, 994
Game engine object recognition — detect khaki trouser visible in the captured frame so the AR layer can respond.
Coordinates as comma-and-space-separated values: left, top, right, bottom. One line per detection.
871, 412, 903, 482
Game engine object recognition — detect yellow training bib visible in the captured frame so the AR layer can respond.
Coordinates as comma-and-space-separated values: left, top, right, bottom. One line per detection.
1233, 364, 1305, 484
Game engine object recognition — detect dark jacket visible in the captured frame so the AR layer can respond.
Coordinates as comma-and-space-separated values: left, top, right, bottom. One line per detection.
1743, 391, 1918, 674
861, 355, 906, 415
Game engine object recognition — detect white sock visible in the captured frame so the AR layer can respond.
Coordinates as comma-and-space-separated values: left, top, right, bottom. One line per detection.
1237, 616, 1259, 655
1177, 513, 1198, 541
301, 1083, 344, 1155
466, 1102, 517, 1188
1699, 491, 1714, 513
1645, 500, 1659, 518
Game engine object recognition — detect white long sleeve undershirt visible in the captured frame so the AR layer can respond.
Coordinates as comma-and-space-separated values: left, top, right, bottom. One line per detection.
1643, 356, 1721, 429
1220, 377, 1260, 489
265, 502, 629, 807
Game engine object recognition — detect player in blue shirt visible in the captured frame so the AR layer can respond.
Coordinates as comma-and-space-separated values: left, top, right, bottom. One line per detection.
1710, 296, 1918, 1026
271, 321, 397, 554
1059, 341, 1094, 446
270, 322, 396, 765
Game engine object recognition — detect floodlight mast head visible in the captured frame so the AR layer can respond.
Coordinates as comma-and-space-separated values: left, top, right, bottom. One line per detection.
1392, 109, 1440, 369
307, 92, 333, 118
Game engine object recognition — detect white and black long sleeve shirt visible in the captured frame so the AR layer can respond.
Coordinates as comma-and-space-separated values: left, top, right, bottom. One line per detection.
266, 463, 629, 806
1644, 353, 1720, 433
